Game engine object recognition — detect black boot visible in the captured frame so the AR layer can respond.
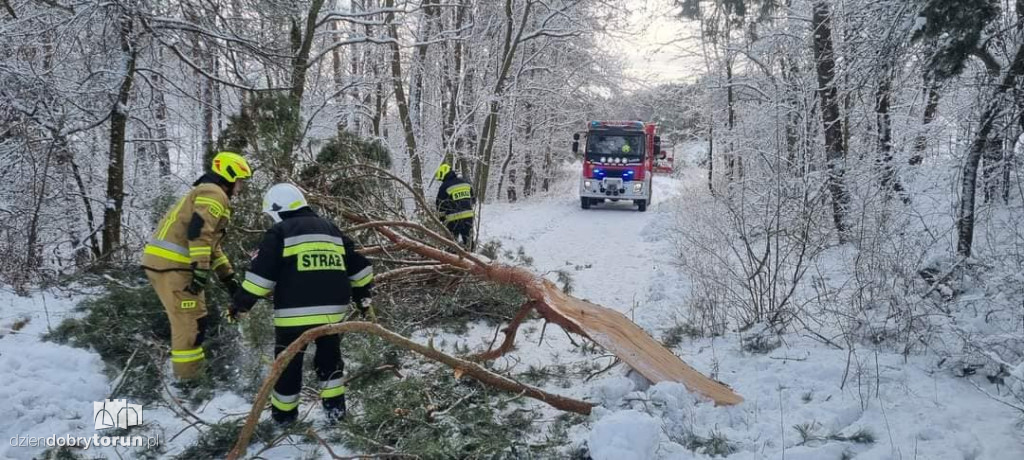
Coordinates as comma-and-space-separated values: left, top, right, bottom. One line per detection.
271, 407, 298, 426
324, 395, 347, 425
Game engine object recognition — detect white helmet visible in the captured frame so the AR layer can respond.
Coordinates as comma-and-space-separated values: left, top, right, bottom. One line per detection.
262, 183, 309, 223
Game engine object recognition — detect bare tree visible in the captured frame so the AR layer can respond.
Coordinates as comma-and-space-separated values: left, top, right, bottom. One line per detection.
811, 1, 851, 240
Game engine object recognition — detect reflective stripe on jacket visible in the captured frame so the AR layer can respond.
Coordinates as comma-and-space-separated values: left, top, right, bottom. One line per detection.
141, 175, 233, 279
435, 173, 475, 223
235, 207, 374, 327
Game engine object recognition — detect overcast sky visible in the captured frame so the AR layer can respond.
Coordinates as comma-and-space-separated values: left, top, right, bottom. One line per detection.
599, 0, 705, 88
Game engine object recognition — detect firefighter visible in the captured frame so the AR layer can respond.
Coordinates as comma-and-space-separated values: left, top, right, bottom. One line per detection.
141, 151, 252, 380
434, 163, 475, 250
231, 183, 374, 425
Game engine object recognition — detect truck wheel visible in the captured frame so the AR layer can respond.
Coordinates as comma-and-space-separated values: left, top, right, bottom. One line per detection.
637, 200, 647, 212
581, 197, 591, 209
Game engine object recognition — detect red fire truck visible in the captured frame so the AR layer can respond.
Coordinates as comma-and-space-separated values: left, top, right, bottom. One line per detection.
573, 120, 660, 212
654, 146, 675, 174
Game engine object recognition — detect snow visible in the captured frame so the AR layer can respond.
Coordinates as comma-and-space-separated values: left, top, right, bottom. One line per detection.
471, 156, 1024, 459
0, 290, 109, 460
588, 410, 662, 460
0, 287, 348, 459
2, 152, 1023, 458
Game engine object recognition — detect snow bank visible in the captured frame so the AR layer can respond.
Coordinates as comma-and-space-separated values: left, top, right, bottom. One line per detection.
592, 376, 634, 406
0, 288, 110, 459
588, 410, 662, 460
0, 343, 109, 459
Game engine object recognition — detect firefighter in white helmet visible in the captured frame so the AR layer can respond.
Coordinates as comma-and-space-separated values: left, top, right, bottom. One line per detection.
232, 183, 375, 424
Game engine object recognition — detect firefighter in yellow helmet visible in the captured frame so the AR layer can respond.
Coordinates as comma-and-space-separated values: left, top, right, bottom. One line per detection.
140, 152, 252, 380
434, 163, 475, 250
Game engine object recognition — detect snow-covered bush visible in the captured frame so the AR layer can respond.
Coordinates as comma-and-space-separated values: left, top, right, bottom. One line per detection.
669, 170, 832, 334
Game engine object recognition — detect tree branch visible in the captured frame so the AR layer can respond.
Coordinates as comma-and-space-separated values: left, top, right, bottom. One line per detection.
226, 321, 594, 459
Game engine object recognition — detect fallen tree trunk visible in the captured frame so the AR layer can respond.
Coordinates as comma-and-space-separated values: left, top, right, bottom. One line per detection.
227, 321, 593, 459
344, 214, 744, 406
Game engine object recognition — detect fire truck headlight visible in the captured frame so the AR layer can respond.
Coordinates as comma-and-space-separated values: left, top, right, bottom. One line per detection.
633, 183, 643, 193
584, 180, 593, 189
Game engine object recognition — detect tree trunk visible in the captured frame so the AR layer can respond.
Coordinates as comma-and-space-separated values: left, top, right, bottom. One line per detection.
278, 0, 326, 176
201, 56, 214, 156
1004, 129, 1019, 204
708, 120, 715, 194
410, 0, 440, 132
910, 80, 941, 165
384, 0, 423, 195
372, 80, 384, 139
498, 129, 516, 202
443, 1, 468, 164
811, 2, 851, 240
154, 47, 172, 178
337, 215, 745, 407
473, 0, 532, 201
68, 154, 101, 259
101, 15, 137, 257
875, 71, 907, 202
26, 143, 55, 270
781, 56, 802, 171
330, 0, 348, 131
982, 130, 1004, 204
541, 145, 551, 192
497, 89, 521, 201
725, 56, 738, 180
523, 110, 535, 198
457, 66, 476, 178
956, 42, 1024, 257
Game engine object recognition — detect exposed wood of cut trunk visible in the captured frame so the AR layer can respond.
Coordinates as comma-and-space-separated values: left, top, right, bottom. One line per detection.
346, 214, 745, 407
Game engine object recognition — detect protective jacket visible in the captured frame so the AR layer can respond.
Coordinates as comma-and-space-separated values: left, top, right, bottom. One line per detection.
234, 207, 373, 327
436, 172, 475, 223
141, 174, 234, 279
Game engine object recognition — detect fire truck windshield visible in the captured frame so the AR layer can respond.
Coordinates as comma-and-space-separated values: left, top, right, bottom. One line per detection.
586, 134, 644, 159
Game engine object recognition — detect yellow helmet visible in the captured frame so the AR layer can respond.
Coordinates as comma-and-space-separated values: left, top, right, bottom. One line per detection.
434, 163, 452, 181
211, 151, 252, 183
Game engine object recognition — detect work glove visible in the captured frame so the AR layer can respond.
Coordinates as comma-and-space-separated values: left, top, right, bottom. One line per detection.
355, 298, 377, 322
231, 289, 258, 322
221, 273, 241, 296
222, 306, 239, 324
185, 265, 211, 295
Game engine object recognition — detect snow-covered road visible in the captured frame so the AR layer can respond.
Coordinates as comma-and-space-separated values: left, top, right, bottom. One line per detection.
480, 172, 685, 317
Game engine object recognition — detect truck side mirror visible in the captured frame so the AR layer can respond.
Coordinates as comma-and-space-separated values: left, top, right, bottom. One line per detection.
572, 133, 580, 154
573, 133, 580, 141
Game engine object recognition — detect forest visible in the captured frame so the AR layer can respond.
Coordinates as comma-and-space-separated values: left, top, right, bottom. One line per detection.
1, 0, 1023, 458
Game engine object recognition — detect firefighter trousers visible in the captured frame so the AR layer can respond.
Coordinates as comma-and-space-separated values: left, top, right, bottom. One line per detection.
145, 269, 208, 380
270, 325, 346, 423
446, 219, 474, 251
